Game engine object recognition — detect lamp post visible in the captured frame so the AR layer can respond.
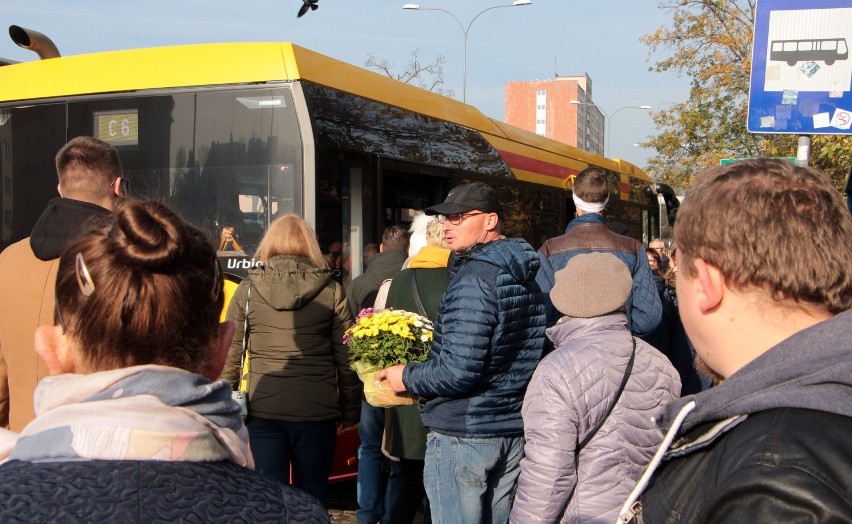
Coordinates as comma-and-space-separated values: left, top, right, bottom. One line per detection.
403, 0, 532, 103
569, 100, 652, 158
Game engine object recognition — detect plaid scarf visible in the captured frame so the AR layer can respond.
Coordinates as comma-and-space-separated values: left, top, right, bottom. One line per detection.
2, 365, 252, 469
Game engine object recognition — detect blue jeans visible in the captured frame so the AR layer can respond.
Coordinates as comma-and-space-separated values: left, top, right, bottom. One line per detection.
246, 416, 337, 506
423, 432, 524, 524
357, 400, 403, 523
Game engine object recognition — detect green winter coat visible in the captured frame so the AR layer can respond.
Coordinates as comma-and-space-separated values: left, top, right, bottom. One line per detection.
222, 255, 361, 426
383, 246, 450, 459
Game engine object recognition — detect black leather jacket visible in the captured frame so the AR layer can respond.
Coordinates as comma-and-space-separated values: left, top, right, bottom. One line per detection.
627, 407, 852, 523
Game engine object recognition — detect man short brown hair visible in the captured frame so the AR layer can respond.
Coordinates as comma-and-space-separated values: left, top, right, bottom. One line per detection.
572, 166, 609, 204
55, 136, 122, 203
675, 158, 852, 314
381, 224, 410, 252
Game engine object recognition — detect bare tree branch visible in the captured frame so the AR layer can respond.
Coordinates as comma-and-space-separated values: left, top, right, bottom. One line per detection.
365, 49, 455, 98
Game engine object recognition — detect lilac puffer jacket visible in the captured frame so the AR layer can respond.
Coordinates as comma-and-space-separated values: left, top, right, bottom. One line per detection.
510, 314, 680, 524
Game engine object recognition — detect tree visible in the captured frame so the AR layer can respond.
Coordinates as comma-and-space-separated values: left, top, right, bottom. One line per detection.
642, 0, 851, 192
365, 49, 455, 98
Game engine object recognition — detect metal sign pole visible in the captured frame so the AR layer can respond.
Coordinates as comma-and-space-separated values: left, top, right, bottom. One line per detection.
796, 135, 811, 167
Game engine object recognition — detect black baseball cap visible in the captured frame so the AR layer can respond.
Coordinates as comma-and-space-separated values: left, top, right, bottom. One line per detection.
425, 182, 502, 216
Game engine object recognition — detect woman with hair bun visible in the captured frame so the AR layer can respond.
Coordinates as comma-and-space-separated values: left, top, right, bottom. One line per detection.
0, 199, 328, 523
221, 213, 360, 506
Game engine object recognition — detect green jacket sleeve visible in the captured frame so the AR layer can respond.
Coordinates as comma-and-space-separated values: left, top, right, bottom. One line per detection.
220, 281, 248, 390
332, 282, 361, 426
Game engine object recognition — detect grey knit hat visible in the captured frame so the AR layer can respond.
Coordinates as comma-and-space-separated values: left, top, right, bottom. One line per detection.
551, 253, 632, 318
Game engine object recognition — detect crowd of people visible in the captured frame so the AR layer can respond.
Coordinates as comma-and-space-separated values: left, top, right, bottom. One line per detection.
0, 136, 850, 523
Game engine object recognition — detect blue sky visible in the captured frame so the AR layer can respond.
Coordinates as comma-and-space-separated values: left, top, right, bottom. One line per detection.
0, 1, 690, 169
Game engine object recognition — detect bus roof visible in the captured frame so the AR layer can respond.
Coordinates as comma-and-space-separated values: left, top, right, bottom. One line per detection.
0, 41, 650, 184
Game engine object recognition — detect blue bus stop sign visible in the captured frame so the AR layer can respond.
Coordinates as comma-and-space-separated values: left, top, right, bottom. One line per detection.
748, 0, 852, 135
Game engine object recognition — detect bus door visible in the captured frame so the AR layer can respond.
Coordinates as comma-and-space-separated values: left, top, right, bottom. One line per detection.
314, 152, 451, 285
379, 157, 451, 239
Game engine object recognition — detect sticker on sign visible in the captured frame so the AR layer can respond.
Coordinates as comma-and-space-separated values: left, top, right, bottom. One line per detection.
831, 108, 852, 129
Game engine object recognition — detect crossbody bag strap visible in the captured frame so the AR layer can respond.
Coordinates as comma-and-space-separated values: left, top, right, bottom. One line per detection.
239, 285, 252, 391
577, 336, 636, 452
242, 285, 251, 354
409, 270, 428, 318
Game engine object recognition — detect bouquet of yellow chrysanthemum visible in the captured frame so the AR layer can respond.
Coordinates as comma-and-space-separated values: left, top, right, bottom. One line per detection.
344, 307, 434, 407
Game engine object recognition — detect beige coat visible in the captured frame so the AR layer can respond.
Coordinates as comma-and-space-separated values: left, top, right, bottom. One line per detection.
0, 238, 53, 431
0, 197, 110, 431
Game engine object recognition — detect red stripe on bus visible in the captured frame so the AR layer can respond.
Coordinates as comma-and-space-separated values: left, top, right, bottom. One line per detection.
497, 149, 580, 180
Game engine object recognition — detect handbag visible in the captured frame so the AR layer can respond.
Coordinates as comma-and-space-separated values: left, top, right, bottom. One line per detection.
231, 285, 252, 418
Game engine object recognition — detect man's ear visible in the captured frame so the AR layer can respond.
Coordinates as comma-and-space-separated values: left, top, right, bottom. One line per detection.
34, 325, 76, 376
693, 258, 725, 313
111, 177, 123, 197
56, 183, 63, 198
485, 212, 499, 231
203, 321, 236, 381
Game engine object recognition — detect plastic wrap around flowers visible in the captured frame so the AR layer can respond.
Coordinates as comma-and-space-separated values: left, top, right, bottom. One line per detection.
345, 307, 434, 407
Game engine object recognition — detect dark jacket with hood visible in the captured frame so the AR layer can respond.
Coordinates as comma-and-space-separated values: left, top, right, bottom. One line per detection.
222, 255, 361, 426
346, 248, 408, 313
0, 198, 110, 431
620, 309, 852, 523
402, 238, 546, 438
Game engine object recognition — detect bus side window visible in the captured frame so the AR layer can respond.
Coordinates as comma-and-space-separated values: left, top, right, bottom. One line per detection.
237, 193, 268, 254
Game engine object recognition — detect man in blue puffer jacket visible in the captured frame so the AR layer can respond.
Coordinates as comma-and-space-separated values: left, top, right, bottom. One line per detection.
379, 182, 546, 524
537, 167, 661, 340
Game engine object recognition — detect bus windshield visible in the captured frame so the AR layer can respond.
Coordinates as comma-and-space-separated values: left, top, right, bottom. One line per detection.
0, 86, 304, 260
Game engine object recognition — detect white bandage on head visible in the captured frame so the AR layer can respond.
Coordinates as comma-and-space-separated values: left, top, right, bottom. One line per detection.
573, 193, 608, 213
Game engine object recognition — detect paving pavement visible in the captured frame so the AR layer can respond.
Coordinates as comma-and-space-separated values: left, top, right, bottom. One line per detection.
326, 480, 425, 523
327, 480, 358, 523
327, 509, 358, 523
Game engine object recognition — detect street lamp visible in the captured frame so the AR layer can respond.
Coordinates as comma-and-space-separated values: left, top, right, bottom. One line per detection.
569, 100, 652, 157
403, 0, 532, 102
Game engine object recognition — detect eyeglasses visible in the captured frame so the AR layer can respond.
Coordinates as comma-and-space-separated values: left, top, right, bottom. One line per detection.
446, 212, 486, 225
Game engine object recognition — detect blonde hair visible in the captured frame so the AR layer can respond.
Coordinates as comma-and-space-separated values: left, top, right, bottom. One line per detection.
256, 214, 325, 268
408, 213, 430, 257
425, 215, 448, 248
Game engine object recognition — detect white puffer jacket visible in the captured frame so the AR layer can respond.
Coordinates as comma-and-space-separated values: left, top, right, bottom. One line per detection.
510, 314, 680, 524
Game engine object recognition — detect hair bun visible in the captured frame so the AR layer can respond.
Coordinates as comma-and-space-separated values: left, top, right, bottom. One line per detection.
110, 200, 186, 270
